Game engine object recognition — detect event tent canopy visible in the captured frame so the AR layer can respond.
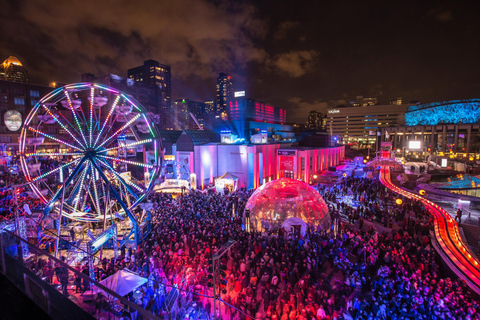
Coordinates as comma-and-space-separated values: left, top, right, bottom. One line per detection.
215, 172, 239, 193
95, 269, 147, 299
218, 172, 239, 181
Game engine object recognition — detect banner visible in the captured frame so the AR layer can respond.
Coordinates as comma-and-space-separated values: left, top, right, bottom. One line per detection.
279, 156, 294, 171
177, 153, 191, 167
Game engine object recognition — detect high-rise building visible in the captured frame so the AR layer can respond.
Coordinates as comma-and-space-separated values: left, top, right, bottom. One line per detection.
216, 73, 233, 114
327, 103, 410, 146
0, 56, 28, 83
172, 99, 207, 130
81, 73, 164, 127
351, 96, 378, 107
127, 60, 171, 109
305, 111, 326, 130
204, 100, 215, 114
390, 97, 403, 105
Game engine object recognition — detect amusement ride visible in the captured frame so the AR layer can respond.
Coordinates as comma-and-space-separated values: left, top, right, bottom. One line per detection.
16, 83, 161, 274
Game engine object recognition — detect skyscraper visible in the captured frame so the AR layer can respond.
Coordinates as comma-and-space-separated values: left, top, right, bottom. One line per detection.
0, 56, 28, 83
306, 111, 326, 130
216, 73, 233, 114
128, 60, 171, 109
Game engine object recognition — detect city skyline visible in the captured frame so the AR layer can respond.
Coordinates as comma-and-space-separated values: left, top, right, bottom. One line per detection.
1, 0, 479, 123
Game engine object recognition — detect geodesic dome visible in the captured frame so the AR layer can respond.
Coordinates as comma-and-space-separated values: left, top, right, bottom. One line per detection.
245, 178, 330, 234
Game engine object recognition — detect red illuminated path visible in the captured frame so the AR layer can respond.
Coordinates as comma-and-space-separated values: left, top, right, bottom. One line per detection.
379, 166, 480, 294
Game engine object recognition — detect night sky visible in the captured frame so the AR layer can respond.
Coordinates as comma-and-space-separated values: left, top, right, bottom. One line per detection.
1, 0, 479, 123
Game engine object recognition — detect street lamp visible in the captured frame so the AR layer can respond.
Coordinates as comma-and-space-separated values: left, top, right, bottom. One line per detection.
210, 240, 236, 320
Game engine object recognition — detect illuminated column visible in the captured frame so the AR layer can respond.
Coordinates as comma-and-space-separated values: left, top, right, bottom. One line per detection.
466, 126, 472, 157
248, 151, 254, 189
258, 152, 263, 186
305, 154, 310, 183
442, 126, 447, 152
431, 126, 435, 151
454, 125, 459, 153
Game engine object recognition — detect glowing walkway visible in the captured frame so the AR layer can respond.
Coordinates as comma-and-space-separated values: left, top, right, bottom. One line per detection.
379, 166, 480, 295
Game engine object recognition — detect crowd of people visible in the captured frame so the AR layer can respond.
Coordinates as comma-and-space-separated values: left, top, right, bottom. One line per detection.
16, 172, 480, 319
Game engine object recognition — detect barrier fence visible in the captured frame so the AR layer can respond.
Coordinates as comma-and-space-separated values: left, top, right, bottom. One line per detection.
0, 230, 161, 320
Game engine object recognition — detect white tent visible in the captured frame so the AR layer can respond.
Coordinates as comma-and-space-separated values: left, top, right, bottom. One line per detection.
215, 172, 239, 194
281, 217, 308, 236
94, 269, 147, 299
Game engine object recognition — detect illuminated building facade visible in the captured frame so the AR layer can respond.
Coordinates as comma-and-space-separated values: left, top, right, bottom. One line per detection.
216, 73, 233, 114
192, 143, 344, 189
0, 56, 28, 83
379, 99, 480, 161
327, 104, 410, 146
228, 97, 287, 124
128, 60, 171, 109
225, 97, 289, 142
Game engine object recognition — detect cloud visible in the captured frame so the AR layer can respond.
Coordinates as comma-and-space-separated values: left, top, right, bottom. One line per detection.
268, 50, 318, 77
0, 0, 267, 93
287, 97, 328, 122
274, 21, 300, 40
436, 11, 452, 22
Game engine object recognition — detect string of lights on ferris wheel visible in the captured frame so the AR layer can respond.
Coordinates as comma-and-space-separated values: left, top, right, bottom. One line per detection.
96, 158, 145, 194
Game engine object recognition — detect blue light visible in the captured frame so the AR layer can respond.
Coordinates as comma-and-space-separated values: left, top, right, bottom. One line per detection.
405, 99, 480, 126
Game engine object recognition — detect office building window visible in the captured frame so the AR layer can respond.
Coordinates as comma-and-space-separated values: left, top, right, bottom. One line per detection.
14, 97, 25, 105
13, 87, 24, 95
30, 90, 40, 97
31, 99, 39, 106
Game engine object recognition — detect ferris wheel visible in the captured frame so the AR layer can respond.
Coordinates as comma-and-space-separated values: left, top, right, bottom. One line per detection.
19, 83, 160, 240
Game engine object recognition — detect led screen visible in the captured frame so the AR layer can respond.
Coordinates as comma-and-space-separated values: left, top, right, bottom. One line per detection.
408, 141, 421, 149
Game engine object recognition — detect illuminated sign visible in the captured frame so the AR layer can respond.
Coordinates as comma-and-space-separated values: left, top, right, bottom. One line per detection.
164, 155, 175, 161
277, 150, 296, 156
441, 159, 447, 168
279, 156, 294, 171
408, 141, 421, 149
328, 109, 340, 114
234, 91, 245, 97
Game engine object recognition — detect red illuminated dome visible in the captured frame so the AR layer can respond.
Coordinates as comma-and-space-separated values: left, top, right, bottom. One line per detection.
245, 178, 330, 234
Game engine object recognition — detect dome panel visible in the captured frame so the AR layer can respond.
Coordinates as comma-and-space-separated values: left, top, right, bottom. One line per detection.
245, 178, 330, 233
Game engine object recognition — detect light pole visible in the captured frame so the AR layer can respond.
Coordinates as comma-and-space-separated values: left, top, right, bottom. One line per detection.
54, 181, 66, 258
212, 240, 236, 320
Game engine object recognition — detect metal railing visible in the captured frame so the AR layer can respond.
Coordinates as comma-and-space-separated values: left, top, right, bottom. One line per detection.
0, 230, 161, 320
